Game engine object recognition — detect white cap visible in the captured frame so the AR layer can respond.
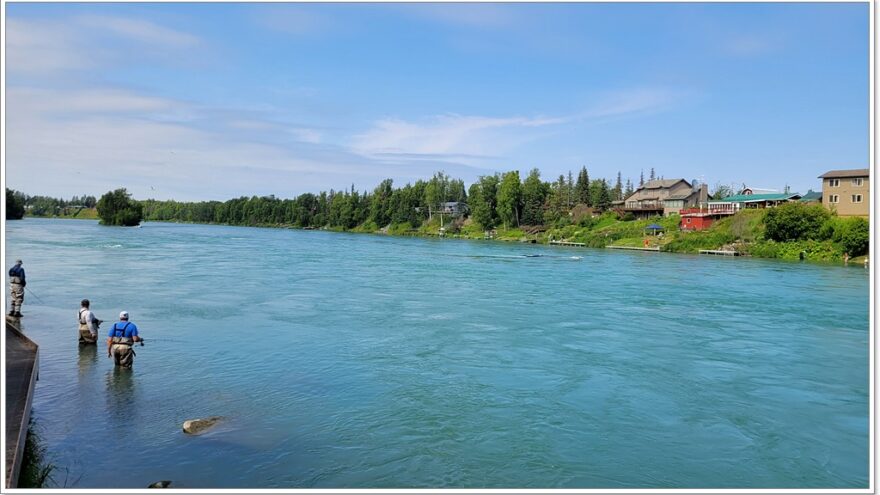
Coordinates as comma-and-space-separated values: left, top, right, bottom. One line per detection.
119, 311, 129, 319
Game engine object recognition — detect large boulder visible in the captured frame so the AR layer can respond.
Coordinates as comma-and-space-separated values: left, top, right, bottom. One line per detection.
182, 416, 223, 435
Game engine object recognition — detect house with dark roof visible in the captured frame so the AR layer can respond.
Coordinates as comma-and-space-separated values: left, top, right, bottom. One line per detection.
819, 169, 869, 217
622, 179, 707, 219
439, 201, 469, 217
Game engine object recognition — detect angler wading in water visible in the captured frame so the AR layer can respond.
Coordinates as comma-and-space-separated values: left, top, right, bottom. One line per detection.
78, 299, 103, 344
8, 259, 25, 317
107, 311, 143, 368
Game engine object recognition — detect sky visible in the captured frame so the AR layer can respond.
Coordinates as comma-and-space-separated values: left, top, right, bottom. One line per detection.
3, 2, 870, 202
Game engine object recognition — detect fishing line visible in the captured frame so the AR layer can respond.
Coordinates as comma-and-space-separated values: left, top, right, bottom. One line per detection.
25, 286, 45, 304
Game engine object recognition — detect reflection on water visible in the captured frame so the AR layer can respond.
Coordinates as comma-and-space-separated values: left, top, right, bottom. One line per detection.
105, 367, 136, 424
77, 344, 98, 376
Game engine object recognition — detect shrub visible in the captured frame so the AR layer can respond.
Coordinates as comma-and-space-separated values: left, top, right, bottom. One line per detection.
96, 188, 144, 226
839, 217, 869, 256
764, 202, 830, 242
6, 188, 25, 220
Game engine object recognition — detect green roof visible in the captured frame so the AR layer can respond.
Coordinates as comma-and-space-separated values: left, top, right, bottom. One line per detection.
800, 191, 822, 201
714, 193, 801, 203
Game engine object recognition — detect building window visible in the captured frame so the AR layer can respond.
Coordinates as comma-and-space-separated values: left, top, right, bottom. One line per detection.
829, 179, 840, 187
852, 194, 862, 203
829, 194, 839, 203
852, 178, 864, 187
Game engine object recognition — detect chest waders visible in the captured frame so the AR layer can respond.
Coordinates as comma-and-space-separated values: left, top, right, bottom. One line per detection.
78, 308, 96, 344
8, 267, 24, 316
110, 322, 136, 368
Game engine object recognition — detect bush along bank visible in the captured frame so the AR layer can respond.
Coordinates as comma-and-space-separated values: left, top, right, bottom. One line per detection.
541, 203, 867, 263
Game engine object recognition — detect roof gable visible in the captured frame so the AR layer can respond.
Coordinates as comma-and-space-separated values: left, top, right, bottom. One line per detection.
818, 169, 869, 179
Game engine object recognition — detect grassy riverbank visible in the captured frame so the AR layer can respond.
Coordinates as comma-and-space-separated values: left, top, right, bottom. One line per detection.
34, 205, 865, 264
24, 207, 98, 220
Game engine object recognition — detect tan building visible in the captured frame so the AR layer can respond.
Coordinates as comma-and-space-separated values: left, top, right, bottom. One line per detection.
623, 179, 708, 218
818, 169, 869, 217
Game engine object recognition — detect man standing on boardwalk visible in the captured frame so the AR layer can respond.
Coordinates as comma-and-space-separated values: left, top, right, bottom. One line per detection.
8, 259, 25, 317
107, 311, 142, 368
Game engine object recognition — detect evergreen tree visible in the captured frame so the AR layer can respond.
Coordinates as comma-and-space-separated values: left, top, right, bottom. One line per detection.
496, 170, 522, 229
614, 172, 623, 201
589, 179, 612, 211
575, 166, 591, 205
649, 167, 656, 181
520, 168, 548, 226
624, 179, 634, 199
566, 170, 574, 207
639, 169, 645, 187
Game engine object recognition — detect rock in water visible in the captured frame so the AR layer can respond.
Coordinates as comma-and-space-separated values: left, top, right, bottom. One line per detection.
182, 416, 223, 435
148, 480, 172, 488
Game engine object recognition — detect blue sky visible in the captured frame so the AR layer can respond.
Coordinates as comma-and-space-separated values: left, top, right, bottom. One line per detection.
5, 2, 869, 201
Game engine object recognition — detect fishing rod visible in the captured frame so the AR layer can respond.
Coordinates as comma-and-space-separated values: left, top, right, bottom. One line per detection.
25, 286, 45, 304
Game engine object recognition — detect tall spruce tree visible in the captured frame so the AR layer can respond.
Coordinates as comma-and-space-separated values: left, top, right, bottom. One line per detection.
614, 172, 623, 201
521, 168, 548, 226
575, 166, 591, 206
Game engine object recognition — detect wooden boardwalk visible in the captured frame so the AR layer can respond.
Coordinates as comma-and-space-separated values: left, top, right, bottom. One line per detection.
606, 245, 661, 252
699, 249, 740, 256
5, 316, 39, 489
549, 240, 585, 247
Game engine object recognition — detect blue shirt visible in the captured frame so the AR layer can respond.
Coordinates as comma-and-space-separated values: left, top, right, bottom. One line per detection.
8, 264, 25, 282
108, 321, 138, 338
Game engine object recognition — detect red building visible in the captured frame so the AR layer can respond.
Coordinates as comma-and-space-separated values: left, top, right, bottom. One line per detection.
680, 213, 715, 231
679, 207, 735, 231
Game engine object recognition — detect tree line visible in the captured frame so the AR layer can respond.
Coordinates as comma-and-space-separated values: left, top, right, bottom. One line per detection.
134, 167, 633, 230
5, 189, 98, 219
7, 166, 649, 228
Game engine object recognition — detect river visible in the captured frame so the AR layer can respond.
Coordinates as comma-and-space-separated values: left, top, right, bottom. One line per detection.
4, 218, 869, 488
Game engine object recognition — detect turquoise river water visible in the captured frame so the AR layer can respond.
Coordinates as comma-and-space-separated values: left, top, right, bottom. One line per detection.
4, 218, 870, 488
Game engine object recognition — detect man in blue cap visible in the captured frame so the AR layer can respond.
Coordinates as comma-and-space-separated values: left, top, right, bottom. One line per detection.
107, 311, 143, 368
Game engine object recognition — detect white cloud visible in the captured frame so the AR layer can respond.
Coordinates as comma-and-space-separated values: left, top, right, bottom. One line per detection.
77, 15, 202, 48
5, 86, 492, 200
351, 114, 565, 160
585, 88, 679, 119
352, 88, 679, 162
5, 19, 94, 74
6, 15, 205, 77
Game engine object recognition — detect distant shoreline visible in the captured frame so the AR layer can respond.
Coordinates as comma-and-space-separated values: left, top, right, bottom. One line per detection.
18, 214, 867, 268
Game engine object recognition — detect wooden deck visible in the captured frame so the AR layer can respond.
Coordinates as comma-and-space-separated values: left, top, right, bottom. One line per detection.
699, 249, 740, 256
5, 316, 39, 489
606, 245, 661, 252
549, 240, 585, 247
